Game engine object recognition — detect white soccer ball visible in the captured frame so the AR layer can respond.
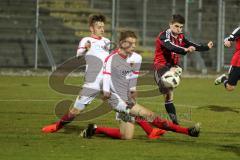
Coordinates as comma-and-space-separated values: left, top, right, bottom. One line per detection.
161, 71, 181, 88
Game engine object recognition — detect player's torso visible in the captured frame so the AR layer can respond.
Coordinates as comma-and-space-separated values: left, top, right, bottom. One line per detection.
235, 37, 240, 51
83, 37, 110, 85
154, 31, 183, 68
85, 37, 110, 62
110, 54, 135, 100
231, 39, 240, 66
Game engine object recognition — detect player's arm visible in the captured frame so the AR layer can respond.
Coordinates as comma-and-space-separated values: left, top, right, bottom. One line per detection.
224, 27, 240, 47
76, 38, 91, 58
183, 36, 213, 51
160, 33, 188, 55
129, 56, 142, 100
225, 27, 240, 41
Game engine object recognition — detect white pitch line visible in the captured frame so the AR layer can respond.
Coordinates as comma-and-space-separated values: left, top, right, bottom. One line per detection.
177, 104, 200, 108
0, 99, 201, 108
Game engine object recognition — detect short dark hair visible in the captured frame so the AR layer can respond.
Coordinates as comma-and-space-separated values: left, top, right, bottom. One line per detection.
119, 30, 137, 42
171, 14, 185, 24
88, 13, 106, 26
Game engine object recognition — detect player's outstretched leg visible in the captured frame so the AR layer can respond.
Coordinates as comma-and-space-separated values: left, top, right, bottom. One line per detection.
81, 124, 122, 139
42, 112, 76, 133
135, 117, 166, 139
215, 74, 227, 85
151, 117, 201, 137
130, 104, 201, 137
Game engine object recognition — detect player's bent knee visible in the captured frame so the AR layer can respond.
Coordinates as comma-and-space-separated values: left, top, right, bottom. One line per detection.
73, 99, 86, 111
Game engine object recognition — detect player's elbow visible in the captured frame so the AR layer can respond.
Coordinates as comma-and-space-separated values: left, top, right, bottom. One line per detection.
76, 49, 85, 57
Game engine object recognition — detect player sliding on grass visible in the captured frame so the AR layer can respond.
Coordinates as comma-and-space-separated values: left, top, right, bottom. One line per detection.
81, 31, 166, 140
81, 30, 201, 139
215, 26, 240, 90
154, 14, 213, 124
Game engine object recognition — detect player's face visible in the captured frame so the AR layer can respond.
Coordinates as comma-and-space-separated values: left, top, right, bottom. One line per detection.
120, 37, 137, 54
170, 22, 184, 36
90, 21, 105, 37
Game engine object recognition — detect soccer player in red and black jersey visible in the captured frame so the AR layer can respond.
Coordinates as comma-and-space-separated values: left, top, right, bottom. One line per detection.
215, 26, 240, 91
154, 14, 213, 124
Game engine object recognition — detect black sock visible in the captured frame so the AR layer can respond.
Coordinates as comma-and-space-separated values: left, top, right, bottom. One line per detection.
58, 113, 76, 128
221, 76, 227, 83
220, 75, 228, 88
223, 80, 228, 88
165, 101, 179, 125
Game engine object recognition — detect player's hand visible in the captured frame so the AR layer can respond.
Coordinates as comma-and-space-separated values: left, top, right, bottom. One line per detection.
170, 66, 182, 76
208, 41, 214, 49
85, 40, 91, 50
224, 40, 232, 48
185, 46, 196, 53
102, 91, 111, 100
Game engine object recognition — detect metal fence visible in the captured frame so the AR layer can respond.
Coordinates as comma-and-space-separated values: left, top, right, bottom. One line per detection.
0, 0, 239, 73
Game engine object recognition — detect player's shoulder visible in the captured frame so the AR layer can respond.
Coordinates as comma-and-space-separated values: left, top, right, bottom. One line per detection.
101, 37, 111, 42
159, 29, 171, 40
104, 50, 118, 63
79, 37, 92, 42
130, 52, 142, 62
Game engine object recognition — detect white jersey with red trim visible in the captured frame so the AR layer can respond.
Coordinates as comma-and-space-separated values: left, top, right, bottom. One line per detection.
77, 36, 110, 61
126, 52, 142, 91
77, 36, 110, 90
103, 51, 142, 101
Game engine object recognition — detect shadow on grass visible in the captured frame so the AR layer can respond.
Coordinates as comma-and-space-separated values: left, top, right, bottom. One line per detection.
198, 105, 239, 113
136, 130, 240, 157
219, 144, 240, 157
62, 125, 85, 135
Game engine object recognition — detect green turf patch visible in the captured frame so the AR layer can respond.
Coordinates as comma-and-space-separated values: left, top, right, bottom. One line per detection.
0, 76, 239, 160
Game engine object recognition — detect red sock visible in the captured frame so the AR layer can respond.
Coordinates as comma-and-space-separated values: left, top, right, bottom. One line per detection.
151, 117, 188, 135
135, 116, 153, 135
56, 113, 76, 129
95, 127, 121, 139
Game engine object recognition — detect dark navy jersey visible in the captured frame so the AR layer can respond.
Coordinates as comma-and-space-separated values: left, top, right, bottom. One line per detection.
154, 29, 209, 70
225, 27, 240, 66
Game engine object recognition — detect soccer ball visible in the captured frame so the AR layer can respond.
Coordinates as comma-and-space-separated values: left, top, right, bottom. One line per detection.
161, 71, 181, 88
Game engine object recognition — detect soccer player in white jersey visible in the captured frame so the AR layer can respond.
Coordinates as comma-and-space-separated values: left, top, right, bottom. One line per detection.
42, 14, 110, 133
82, 31, 200, 139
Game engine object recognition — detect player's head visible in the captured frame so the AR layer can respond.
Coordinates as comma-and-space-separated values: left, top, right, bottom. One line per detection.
88, 13, 106, 37
169, 14, 185, 36
119, 30, 137, 54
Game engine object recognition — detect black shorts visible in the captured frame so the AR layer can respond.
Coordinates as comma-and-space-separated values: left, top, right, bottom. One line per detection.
228, 66, 240, 86
154, 66, 173, 94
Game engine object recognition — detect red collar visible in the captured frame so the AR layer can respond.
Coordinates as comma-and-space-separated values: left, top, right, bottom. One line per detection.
91, 34, 102, 40
118, 52, 127, 59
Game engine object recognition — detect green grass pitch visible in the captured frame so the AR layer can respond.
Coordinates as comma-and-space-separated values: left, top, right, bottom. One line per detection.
0, 76, 239, 160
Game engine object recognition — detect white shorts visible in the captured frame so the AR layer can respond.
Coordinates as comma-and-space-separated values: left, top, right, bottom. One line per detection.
73, 87, 100, 110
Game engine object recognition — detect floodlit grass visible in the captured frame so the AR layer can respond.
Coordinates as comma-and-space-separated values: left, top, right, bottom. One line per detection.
0, 76, 239, 160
